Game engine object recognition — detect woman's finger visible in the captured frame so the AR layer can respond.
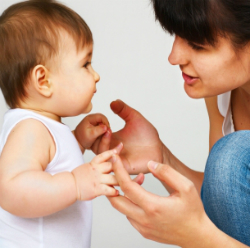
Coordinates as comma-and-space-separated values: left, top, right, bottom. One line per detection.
108, 195, 145, 219
127, 217, 163, 244
91, 137, 101, 154
112, 154, 160, 208
132, 173, 145, 185
96, 129, 111, 154
148, 161, 195, 195
92, 143, 123, 164
110, 99, 136, 123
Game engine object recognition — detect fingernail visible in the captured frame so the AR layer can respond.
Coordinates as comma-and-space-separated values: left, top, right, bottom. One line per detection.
111, 154, 117, 163
104, 130, 110, 138
116, 142, 123, 151
148, 161, 158, 170
102, 125, 107, 131
113, 143, 123, 154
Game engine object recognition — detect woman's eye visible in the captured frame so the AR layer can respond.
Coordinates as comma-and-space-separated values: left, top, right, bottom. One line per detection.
188, 42, 204, 51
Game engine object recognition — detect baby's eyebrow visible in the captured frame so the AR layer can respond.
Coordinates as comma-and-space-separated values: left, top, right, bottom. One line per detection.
82, 52, 92, 60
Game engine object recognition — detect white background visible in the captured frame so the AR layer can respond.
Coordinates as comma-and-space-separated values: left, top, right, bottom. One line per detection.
0, 0, 209, 247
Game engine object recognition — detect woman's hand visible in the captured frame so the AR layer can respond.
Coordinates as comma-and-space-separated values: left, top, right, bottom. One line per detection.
109, 100, 166, 174
107, 154, 241, 247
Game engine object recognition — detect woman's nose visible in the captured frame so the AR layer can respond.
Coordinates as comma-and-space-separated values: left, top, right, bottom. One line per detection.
168, 36, 189, 66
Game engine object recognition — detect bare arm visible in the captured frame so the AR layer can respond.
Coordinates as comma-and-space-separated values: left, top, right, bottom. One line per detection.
160, 96, 225, 194
162, 145, 204, 194
0, 119, 120, 218
0, 119, 77, 217
161, 96, 224, 194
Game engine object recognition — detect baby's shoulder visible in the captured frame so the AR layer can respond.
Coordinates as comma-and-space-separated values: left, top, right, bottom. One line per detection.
1, 118, 56, 171
12, 118, 52, 138
6, 118, 55, 154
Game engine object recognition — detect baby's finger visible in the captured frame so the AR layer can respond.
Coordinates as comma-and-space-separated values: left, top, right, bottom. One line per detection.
92, 143, 123, 164
88, 113, 110, 127
97, 185, 119, 197
89, 124, 108, 140
101, 174, 118, 186
94, 162, 112, 173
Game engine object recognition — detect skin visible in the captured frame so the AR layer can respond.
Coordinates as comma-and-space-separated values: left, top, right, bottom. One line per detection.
0, 31, 120, 218
104, 35, 250, 247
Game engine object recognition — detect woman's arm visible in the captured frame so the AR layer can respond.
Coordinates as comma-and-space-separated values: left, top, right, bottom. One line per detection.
162, 145, 204, 194
162, 96, 226, 193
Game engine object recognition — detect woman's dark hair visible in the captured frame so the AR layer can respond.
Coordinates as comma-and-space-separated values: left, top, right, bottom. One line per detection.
151, 0, 250, 48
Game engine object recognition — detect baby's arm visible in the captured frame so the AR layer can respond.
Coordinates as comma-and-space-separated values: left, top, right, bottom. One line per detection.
0, 119, 119, 218
74, 113, 111, 154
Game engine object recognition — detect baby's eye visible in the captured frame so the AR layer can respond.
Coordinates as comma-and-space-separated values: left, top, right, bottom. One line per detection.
83, 62, 91, 68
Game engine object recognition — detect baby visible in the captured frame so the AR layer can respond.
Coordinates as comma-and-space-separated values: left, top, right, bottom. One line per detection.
0, 0, 120, 247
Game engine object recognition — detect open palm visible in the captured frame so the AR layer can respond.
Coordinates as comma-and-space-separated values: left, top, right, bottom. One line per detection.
110, 100, 164, 174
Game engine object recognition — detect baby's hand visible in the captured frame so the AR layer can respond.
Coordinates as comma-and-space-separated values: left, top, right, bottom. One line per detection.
74, 113, 111, 153
71, 143, 123, 201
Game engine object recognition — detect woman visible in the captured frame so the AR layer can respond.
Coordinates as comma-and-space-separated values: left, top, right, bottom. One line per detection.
105, 0, 250, 247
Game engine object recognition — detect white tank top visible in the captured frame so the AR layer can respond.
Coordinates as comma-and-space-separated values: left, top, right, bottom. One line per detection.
0, 109, 92, 248
217, 91, 235, 136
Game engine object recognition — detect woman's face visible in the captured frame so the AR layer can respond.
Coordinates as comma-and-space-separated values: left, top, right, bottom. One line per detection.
168, 35, 250, 98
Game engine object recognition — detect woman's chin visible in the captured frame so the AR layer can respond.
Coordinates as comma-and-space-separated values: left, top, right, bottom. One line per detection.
184, 84, 204, 99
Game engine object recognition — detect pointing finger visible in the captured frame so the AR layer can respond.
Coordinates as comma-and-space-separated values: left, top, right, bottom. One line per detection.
92, 143, 123, 164
112, 154, 160, 208
108, 195, 145, 219
97, 129, 111, 154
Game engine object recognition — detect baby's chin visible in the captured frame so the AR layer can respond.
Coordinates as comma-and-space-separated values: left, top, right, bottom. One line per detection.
81, 103, 93, 115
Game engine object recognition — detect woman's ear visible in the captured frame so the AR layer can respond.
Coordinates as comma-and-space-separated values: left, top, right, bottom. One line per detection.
31, 65, 53, 98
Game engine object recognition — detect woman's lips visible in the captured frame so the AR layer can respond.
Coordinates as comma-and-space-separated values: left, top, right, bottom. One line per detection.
182, 72, 198, 85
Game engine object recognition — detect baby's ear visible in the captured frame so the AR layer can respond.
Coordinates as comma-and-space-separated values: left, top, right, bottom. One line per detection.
31, 65, 53, 97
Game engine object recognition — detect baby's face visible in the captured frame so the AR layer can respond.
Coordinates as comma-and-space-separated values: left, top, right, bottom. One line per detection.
49, 33, 100, 117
